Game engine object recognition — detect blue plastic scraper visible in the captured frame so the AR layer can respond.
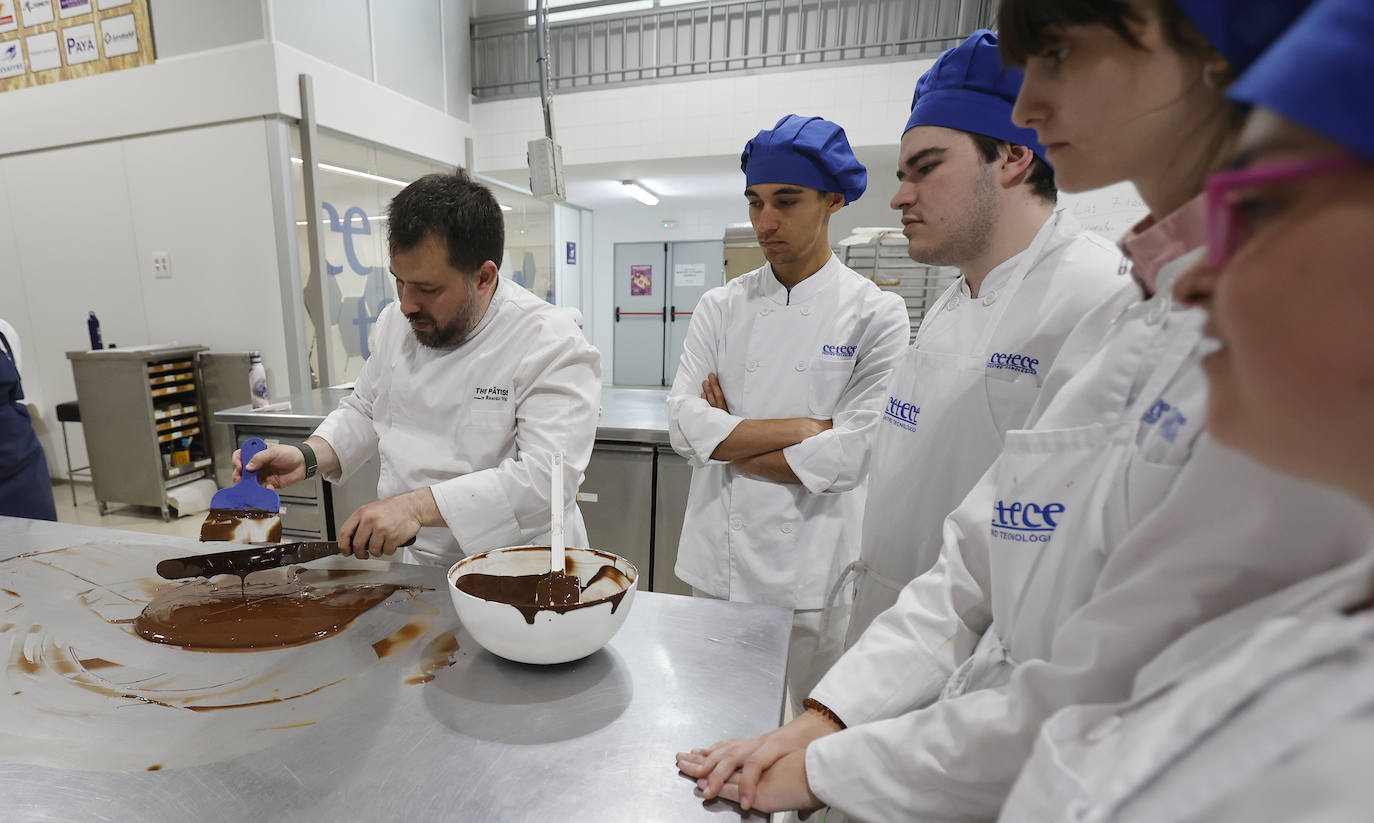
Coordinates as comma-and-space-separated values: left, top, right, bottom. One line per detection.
200, 437, 283, 543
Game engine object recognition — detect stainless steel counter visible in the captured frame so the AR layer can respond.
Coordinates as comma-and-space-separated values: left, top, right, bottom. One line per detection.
0, 516, 786, 821
214, 385, 671, 445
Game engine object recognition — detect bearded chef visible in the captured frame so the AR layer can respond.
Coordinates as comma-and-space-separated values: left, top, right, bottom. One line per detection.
238, 170, 602, 564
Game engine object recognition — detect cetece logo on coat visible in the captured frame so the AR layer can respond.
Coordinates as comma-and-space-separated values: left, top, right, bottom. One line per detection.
991, 499, 1065, 543
1141, 397, 1188, 444
883, 395, 920, 432
821, 344, 857, 358
987, 352, 1040, 376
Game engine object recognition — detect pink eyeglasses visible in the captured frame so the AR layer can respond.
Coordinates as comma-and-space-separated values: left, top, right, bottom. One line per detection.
1205, 154, 1366, 267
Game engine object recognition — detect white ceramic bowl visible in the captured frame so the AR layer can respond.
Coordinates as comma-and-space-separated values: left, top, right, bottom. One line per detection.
446, 546, 638, 665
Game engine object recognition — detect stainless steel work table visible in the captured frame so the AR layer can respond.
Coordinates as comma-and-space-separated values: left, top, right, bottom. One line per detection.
213, 385, 673, 445
0, 516, 787, 821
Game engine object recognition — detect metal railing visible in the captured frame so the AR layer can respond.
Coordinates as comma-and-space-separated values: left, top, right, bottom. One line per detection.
472, 0, 997, 99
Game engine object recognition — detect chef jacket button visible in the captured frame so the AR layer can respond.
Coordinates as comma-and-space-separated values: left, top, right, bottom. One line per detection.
746, 360, 759, 372
946, 296, 960, 311
760, 307, 771, 316
780, 523, 793, 535
800, 306, 812, 316
730, 518, 743, 531
795, 361, 807, 371
982, 289, 998, 306
1084, 714, 1121, 744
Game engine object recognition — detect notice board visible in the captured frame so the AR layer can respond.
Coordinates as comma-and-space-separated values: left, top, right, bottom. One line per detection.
0, 0, 154, 94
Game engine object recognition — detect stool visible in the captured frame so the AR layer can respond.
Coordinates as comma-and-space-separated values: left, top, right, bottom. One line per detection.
55, 401, 92, 508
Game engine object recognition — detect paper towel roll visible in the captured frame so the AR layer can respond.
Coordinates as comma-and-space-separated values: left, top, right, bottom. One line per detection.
166, 478, 219, 518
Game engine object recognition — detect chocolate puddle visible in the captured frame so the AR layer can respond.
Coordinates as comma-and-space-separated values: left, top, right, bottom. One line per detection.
135, 570, 404, 650
406, 632, 460, 684
454, 564, 630, 625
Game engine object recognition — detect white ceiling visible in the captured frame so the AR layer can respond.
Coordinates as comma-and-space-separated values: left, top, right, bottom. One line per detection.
484, 144, 902, 210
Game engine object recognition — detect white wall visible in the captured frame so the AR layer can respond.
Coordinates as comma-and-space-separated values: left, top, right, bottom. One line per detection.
471, 58, 935, 171
0, 120, 289, 479
149, 0, 268, 58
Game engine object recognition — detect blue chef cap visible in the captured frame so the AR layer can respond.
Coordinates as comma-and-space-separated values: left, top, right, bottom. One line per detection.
906, 29, 1046, 159
741, 115, 867, 205
1176, 0, 1314, 74
1229, 0, 1374, 161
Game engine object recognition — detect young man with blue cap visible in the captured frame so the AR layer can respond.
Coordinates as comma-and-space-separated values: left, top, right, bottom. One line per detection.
677, 2, 1371, 819
667, 115, 909, 717
830, 29, 1123, 651
1002, 0, 1374, 816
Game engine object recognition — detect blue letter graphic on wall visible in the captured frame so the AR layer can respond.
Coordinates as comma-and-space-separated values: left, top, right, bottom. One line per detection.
320, 202, 393, 359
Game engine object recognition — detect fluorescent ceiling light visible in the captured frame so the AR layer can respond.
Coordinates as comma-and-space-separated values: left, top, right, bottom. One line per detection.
499, 204, 513, 212
621, 180, 659, 206
291, 157, 408, 188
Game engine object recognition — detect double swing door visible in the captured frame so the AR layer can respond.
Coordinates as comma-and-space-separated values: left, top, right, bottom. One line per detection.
612, 240, 724, 386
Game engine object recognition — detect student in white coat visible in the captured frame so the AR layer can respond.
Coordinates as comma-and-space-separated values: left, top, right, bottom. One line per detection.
1004, 3, 1374, 816
831, 29, 1125, 648
676, 1, 1372, 818
668, 115, 909, 715
238, 171, 601, 566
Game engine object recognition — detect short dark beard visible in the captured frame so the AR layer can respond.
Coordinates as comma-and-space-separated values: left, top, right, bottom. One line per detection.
408, 278, 483, 349
912, 163, 1000, 268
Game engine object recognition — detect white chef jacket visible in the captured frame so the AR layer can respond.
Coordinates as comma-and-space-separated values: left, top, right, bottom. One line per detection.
803, 248, 1374, 820
668, 255, 909, 609
838, 210, 1125, 642
1001, 547, 1374, 823
313, 276, 602, 566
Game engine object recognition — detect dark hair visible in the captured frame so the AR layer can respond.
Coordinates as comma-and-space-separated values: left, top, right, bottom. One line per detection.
997, 0, 1215, 68
969, 133, 1058, 204
387, 169, 505, 273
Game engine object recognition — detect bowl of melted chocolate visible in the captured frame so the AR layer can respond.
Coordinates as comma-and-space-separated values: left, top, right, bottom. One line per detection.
447, 546, 638, 665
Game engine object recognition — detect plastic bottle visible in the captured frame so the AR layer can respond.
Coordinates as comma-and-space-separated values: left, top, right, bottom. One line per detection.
87, 311, 103, 350
248, 352, 269, 409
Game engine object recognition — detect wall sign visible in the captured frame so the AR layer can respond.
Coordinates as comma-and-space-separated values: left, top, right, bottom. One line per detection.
19, 0, 55, 26
674, 262, 706, 287
565, 241, 576, 265
630, 265, 653, 296
0, 0, 152, 94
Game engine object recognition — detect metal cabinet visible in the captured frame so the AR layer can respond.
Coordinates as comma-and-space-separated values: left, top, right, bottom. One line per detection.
651, 446, 693, 596
578, 443, 655, 588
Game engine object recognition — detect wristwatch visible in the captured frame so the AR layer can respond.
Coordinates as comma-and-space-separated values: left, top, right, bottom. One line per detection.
297, 442, 318, 479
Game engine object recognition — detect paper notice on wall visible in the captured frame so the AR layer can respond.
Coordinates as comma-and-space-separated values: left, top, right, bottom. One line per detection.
62, 20, 97, 63
100, 12, 136, 56
58, 0, 90, 18
674, 263, 706, 288
19, 0, 55, 26
26, 30, 59, 70
0, 39, 24, 76
0, 2, 17, 33
630, 265, 653, 296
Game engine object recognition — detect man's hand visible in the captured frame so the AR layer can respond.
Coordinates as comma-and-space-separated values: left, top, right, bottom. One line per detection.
701, 372, 729, 412
233, 444, 306, 489
675, 708, 841, 808
337, 488, 436, 559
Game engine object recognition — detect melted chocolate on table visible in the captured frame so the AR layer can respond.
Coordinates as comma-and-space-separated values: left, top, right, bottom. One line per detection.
453, 563, 631, 625
134, 570, 402, 650
198, 509, 283, 543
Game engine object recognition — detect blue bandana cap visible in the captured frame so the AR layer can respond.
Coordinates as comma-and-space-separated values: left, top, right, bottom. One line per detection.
1230, 0, 1374, 161
741, 115, 867, 205
906, 29, 1045, 159
1177, 0, 1314, 74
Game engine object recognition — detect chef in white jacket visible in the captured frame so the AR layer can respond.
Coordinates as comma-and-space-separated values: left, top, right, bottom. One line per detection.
1004, 5, 1374, 816
239, 171, 601, 565
832, 29, 1125, 647
668, 115, 909, 714
677, 1, 1371, 818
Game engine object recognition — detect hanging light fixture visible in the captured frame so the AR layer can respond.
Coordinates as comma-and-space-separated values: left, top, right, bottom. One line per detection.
620, 180, 660, 206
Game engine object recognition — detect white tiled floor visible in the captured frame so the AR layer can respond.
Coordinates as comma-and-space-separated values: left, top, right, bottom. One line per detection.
51, 481, 204, 540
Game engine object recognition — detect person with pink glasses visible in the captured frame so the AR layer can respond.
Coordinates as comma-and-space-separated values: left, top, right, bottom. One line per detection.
1001, 0, 1374, 816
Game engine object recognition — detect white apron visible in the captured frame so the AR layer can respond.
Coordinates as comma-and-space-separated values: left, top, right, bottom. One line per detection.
828, 216, 1059, 647
945, 319, 1200, 697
